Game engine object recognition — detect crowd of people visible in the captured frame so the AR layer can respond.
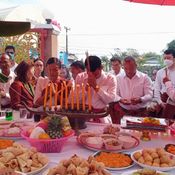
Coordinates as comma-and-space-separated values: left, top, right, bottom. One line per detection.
0, 45, 175, 124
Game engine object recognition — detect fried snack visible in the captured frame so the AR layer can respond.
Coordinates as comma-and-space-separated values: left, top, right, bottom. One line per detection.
0, 142, 49, 173
47, 154, 111, 175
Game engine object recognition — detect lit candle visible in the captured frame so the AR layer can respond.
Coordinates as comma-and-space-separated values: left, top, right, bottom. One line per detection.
60, 83, 64, 109
71, 85, 74, 110
82, 83, 85, 111
65, 82, 68, 110
43, 85, 48, 110
87, 84, 92, 111
49, 83, 53, 110
54, 84, 58, 108
76, 84, 80, 110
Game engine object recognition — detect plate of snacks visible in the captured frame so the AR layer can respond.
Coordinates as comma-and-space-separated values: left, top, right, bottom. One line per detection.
77, 131, 139, 152
0, 142, 49, 175
42, 154, 111, 175
121, 168, 169, 175
131, 148, 175, 171
93, 151, 134, 170
164, 144, 175, 155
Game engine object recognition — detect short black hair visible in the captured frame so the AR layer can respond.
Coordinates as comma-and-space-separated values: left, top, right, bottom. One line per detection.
110, 56, 121, 64
85, 56, 101, 72
46, 57, 61, 68
70, 61, 85, 71
5, 45, 15, 52
164, 49, 175, 58
34, 58, 44, 63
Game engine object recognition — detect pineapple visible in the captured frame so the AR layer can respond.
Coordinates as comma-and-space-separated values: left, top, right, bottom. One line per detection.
46, 116, 63, 139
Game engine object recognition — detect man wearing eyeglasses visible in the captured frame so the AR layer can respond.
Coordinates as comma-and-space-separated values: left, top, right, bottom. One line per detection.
5, 45, 18, 72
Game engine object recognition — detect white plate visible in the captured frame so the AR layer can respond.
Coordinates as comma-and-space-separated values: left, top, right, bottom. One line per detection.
42, 168, 111, 175
16, 162, 49, 175
93, 151, 135, 171
121, 169, 170, 175
77, 132, 140, 152
131, 150, 175, 172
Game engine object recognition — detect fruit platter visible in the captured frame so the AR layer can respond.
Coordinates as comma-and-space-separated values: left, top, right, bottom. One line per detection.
0, 142, 49, 174
21, 115, 74, 153
131, 147, 175, 171
121, 116, 169, 132
43, 154, 111, 175
77, 124, 139, 151
93, 151, 134, 170
0, 120, 34, 139
121, 168, 169, 175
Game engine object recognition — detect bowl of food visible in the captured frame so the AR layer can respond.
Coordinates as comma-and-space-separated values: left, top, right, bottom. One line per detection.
131, 148, 175, 171
93, 151, 134, 170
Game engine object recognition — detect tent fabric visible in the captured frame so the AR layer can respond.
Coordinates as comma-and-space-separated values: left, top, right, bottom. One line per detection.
127, 0, 175, 5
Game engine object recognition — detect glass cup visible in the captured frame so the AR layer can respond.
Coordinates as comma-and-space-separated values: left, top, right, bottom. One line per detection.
19, 108, 28, 119
5, 109, 13, 121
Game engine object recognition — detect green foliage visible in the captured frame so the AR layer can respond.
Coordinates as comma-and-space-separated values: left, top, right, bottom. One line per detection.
167, 40, 175, 50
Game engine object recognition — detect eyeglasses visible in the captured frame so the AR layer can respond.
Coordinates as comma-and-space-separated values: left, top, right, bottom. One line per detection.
34, 64, 43, 67
6, 52, 14, 55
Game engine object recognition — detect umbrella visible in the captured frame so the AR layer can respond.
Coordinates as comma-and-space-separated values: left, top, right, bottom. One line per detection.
0, 21, 31, 37
126, 0, 175, 5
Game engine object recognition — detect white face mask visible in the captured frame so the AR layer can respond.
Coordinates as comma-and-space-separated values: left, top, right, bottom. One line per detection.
164, 59, 174, 67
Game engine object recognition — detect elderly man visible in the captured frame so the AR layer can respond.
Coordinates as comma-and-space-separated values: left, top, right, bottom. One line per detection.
154, 49, 175, 119
75, 55, 117, 123
0, 53, 16, 107
111, 56, 153, 124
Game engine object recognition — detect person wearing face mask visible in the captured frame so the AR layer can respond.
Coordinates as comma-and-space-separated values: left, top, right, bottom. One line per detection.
154, 49, 175, 118
5, 45, 18, 72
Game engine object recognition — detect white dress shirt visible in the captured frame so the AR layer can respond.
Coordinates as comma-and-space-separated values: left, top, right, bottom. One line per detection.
154, 67, 175, 104
109, 68, 124, 77
34, 77, 50, 103
75, 71, 117, 109
0, 71, 16, 106
116, 70, 153, 110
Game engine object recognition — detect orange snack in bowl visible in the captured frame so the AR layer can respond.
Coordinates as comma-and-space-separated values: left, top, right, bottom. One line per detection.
0, 139, 13, 149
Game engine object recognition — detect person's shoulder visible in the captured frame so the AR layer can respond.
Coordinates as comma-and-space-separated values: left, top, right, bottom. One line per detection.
76, 72, 87, 78
157, 67, 165, 75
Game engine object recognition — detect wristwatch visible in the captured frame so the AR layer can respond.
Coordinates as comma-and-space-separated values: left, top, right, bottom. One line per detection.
94, 85, 100, 92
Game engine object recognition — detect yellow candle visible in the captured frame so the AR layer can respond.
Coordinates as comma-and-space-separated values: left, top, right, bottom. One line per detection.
49, 83, 53, 110
60, 83, 64, 109
76, 84, 80, 110
64, 82, 68, 110
54, 84, 58, 108
71, 85, 74, 110
87, 84, 92, 111
82, 83, 85, 111
43, 85, 48, 110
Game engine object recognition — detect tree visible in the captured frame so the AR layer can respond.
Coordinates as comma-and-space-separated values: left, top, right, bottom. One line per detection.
167, 40, 175, 50
101, 56, 110, 71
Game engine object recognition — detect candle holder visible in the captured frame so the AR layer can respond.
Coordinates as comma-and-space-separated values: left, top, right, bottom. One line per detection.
23, 102, 109, 135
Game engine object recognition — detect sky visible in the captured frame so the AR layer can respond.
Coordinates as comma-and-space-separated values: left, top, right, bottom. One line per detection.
1, 0, 175, 58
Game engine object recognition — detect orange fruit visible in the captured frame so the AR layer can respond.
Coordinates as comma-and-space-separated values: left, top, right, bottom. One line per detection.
38, 133, 50, 139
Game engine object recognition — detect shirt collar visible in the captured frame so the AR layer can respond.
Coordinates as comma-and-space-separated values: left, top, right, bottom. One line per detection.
124, 70, 140, 79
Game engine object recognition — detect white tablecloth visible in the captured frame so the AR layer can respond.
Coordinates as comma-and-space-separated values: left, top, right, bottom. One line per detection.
14, 122, 175, 175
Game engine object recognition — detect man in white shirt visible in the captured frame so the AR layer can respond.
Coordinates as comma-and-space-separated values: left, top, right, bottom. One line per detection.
0, 53, 16, 107
5, 45, 18, 72
154, 49, 175, 119
76, 56, 117, 123
109, 56, 124, 76
110, 56, 153, 124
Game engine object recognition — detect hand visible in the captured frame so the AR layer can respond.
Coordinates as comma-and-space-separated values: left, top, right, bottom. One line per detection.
87, 72, 97, 89
131, 97, 142, 105
120, 99, 131, 105
0, 89, 6, 98
163, 77, 170, 84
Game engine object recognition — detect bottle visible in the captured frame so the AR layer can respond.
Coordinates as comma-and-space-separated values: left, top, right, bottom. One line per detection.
5, 109, 13, 121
